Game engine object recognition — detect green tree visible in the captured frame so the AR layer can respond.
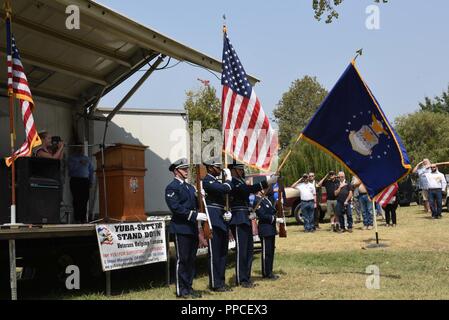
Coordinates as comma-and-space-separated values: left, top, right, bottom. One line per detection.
281, 141, 349, 186
394, 111, 449, 167
313, 0, 388, 23
273, 76, 328, 150
273, 76, 345, 182
184, 85, 221, 131
419, 85, 449, 114
183, 85, 221, 176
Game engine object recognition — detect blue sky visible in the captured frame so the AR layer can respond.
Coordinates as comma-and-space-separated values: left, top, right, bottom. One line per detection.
99, 0, 449, 123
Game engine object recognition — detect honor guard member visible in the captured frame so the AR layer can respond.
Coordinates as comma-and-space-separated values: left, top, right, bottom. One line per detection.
202, 159, 233, 292
165, 158, 207, 299
253, 187, 284, 280
228, 161, 278, 288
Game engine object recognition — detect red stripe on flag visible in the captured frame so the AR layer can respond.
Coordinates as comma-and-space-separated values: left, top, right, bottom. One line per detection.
232, 96, 250, 131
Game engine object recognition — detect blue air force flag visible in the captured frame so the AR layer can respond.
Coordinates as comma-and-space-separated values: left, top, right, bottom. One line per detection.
301, 62, 411, 198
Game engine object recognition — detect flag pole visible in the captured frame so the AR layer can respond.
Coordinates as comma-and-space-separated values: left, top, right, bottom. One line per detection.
277, 133, 303, 174
222, 15, 230, 211
5, 0, 18, 301
372, 200, 379, 245
5, 0, 16, 225
8, 90, 16, 224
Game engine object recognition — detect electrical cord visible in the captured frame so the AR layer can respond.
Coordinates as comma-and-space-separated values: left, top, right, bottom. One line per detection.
138, 55, 221, 81
183, 61, 221, 81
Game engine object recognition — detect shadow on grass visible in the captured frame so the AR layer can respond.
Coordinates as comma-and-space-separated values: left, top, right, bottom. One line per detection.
317, 271, 401, 279
420, 216, 439, 220
362, 238, 391, 243
0, 243, 258, 300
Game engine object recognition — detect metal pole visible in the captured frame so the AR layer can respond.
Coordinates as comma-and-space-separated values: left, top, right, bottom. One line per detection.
9, 240, 17, 300
105, 270, 111, 296
372, 200, 379, 244
106, 55, 165, 123
8, 95, 16, 224
165, 221, 170, 287
100, 141, 109, 222
277, 133, 303, 173
6, 3, 18, 300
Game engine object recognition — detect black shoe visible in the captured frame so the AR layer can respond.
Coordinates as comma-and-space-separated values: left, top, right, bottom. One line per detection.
265, 274, 279, 280
190, 290, 202, 298
177, 294, 191, 299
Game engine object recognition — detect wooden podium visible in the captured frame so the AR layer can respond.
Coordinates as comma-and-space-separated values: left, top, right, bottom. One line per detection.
95, 143, 148, 222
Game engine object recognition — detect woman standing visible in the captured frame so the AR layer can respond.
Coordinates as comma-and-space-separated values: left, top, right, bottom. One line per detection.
383, 184, 399, 227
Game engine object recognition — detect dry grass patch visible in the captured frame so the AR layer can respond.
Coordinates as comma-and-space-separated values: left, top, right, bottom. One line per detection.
54, 205, 449, 299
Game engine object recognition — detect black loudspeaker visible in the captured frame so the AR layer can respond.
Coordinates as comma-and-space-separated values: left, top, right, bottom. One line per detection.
0, 157, 61, 224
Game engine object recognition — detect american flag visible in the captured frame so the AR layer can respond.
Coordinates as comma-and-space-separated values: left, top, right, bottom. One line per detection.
5, 18, 41, 166
221, 32, 278, 171
376, 183, 399, 208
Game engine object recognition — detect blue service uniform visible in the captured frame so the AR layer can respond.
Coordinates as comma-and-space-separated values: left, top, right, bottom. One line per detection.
229, 177, 268, 285
202, 173, 233, 290
165, 178, 199, 297
254, 195, 277, 278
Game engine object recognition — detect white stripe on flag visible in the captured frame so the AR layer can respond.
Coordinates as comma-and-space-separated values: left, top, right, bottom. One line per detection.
256, 128, 275, 168
233, 91, 257, 157
222, 88, 233, 135
225, 94, 244, 153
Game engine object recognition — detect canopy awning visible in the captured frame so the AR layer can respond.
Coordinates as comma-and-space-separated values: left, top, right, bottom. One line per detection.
0, 0, 259, 109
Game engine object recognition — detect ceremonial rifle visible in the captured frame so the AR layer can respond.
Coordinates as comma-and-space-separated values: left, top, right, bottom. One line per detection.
252, 173, 288, 238
196, 165, 212, 240
276, 174, 287, 238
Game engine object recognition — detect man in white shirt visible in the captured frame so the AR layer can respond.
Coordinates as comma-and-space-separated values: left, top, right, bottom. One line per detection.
295, 174, 316, 232
413, 159, 431, 213
308, 172, 320, 230
424, 165, 447, 219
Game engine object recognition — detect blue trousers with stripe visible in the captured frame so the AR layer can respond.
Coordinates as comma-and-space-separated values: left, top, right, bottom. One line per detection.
208, 228, 229, 289
230, 224, 253, 285
261, 235, 275, 278
174, 233, 198, 297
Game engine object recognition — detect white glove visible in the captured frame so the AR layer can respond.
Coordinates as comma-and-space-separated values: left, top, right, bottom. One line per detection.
201, 189, 206, 197
196, 212, 207, 222
267, 174, 279, 185
276, 218, 285, 224
223, 211, 232, 222
249, 211, 257, 220
222, 168, 232, 182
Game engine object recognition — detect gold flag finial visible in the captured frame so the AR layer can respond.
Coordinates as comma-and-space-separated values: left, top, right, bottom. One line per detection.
4, 0, 12, 18
352, 48, 363, 64
222, 14, 227, 33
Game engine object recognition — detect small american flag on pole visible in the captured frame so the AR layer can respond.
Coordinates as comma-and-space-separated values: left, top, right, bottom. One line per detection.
5, 17, 41, 166
221, 31, 278, 171
376, 183, 399, 208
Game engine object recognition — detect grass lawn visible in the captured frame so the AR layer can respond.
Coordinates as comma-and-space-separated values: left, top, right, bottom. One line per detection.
15, 204, 449, 300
